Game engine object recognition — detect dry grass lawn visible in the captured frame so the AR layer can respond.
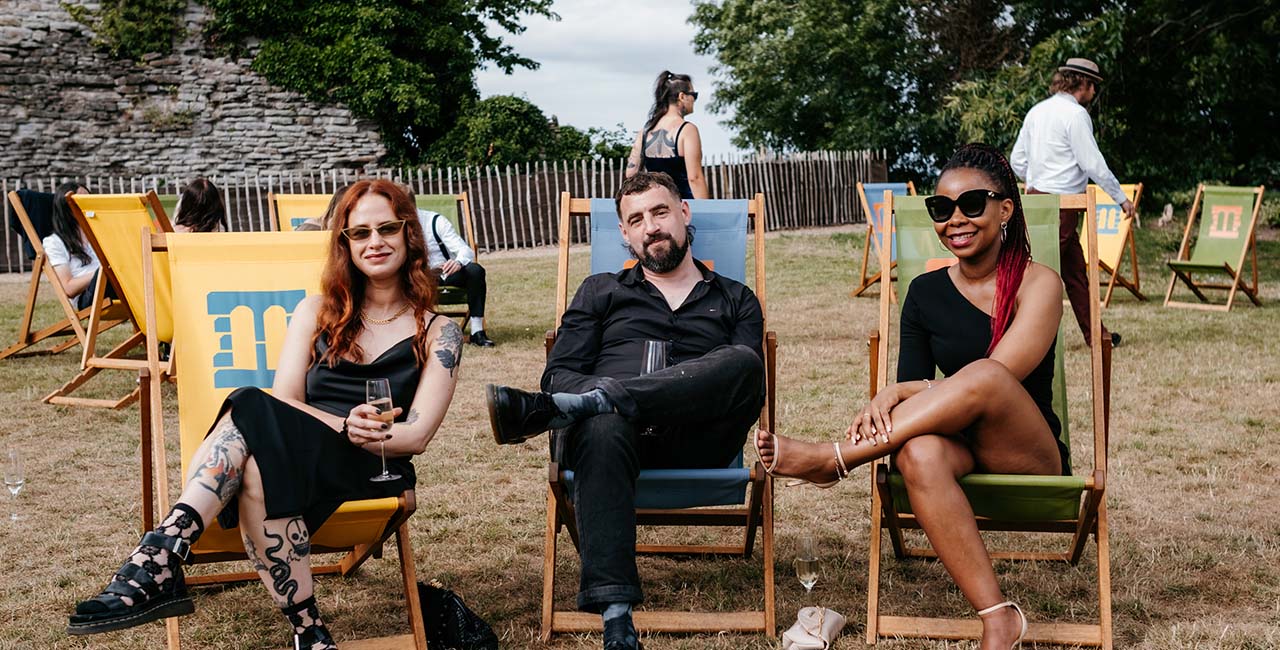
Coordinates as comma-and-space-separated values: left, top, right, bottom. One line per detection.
0, 224, 1277, 649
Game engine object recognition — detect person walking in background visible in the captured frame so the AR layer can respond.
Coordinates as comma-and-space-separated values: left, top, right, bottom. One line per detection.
172, 178, 227, 233
44, 180, 100, 309
1011, 57, 1129, 348
625, 71, 709, 199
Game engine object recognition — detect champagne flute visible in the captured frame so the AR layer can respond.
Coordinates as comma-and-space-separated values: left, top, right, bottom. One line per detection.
794, 535, 819, 594
4, 448, 23, 522
366, 379, 401, 483
639, 340, 670, 437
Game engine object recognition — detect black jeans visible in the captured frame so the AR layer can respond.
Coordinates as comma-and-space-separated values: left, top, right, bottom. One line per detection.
438, 262, 487, 318
561, 344, 765, 612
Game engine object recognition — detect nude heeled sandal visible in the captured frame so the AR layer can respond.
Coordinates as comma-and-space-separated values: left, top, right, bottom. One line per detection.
977, 601, 1027, 649
755, 433, 847, 489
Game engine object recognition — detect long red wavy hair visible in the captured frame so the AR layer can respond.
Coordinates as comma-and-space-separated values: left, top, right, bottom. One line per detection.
313, 179, 437, 367
939, 143, 1032, 355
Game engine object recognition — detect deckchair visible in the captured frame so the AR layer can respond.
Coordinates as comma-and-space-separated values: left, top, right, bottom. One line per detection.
268, 192, 331, 232
1079, 183, 1146, 306
43, 192, 175, 408
414, 193, 478, 321
1164, 184, 1265, 311
540, 192, 776, 640
851, 181, 917, 299
139, 231, 425, 649
865, 189, 1114, 648
1, 190, 128, 360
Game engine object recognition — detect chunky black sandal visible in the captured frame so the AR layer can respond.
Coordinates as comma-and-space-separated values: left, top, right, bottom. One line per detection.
293, 626, 337, 650
67, 532, 195, 636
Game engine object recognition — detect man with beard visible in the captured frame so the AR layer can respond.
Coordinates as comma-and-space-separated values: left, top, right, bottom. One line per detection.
485, 171, 764, 650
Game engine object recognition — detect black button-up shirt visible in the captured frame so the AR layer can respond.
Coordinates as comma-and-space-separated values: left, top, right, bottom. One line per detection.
542, 259, 764, 394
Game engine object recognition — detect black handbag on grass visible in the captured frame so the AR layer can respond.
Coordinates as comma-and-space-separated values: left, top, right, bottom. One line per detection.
417, 580, 499, 650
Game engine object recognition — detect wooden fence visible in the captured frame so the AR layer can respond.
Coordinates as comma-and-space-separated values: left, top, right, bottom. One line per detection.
1, 150, 886, 273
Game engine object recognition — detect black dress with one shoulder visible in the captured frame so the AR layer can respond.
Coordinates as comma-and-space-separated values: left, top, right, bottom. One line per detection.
211, 317, 436, 532
897, 269, 1070, 475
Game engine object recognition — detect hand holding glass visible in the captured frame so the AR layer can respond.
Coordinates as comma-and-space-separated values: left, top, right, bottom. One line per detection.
639, 341, 670, 436
4, 448, 23, 522
366, 379, 401, 483
794, 535, 819, 593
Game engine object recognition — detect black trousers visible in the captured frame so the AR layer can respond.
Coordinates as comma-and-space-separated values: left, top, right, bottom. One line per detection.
562, 344, 765, 612
438, 262, 486, 318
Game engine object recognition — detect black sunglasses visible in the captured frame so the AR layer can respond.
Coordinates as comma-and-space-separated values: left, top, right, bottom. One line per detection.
684, 90, 699, 100
924, 189, 1005, 223
342, 220, 407, 241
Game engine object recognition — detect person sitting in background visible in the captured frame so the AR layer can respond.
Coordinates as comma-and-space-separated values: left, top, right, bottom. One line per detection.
413, 196, 495, 347
172, 178, 227, 233
294, 185, 350, 232
44, 181, 99, 309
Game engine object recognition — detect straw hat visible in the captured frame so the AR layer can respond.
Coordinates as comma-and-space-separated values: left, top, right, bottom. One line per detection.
1058, 58, 1103, 82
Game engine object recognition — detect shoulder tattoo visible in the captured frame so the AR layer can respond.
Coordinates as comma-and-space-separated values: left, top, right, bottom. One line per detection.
434, 320, 464, 377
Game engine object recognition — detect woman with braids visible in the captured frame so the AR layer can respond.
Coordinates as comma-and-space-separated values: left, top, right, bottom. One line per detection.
624, 70, 709, 199
68, 179, 465, 649
756, 144, 1066, 650
172, 177, 227, 233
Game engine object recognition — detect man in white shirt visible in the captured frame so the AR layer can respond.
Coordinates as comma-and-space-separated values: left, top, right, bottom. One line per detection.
1011, 57, 1130, 348
415, 206, 495, 347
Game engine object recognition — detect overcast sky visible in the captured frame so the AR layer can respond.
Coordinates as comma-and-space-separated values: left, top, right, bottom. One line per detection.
475, 0, 742, 157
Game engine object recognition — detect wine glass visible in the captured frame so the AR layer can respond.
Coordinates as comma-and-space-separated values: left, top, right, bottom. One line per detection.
639, 340, 670, 436
4, 448, 23, 522
366, 379, 401, 483
794, 535, 819, 594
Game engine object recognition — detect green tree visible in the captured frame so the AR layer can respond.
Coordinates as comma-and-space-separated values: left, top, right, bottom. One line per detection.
588, 124, 635, 160
202, 0, 555, 163
64, 0, 186, 60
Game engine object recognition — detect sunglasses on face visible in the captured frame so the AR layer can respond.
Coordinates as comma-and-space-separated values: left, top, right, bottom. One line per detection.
342, 220, 407, 241
684, 91, 699, 100
924, 189, 1005, 223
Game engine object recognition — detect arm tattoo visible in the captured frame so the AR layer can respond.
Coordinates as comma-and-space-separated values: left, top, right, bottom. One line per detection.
192, 420, 248, 507
262, 523, 302, 606
405, 408, 420, 425
433, 320, 464, 377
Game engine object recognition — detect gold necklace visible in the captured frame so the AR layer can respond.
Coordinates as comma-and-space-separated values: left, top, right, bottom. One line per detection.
361, 303, 411, 325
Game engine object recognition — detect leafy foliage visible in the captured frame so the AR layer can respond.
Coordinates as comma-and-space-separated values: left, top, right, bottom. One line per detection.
202, 0, 555, 163
691, 0, 1280, 200
63, 0, 186, 61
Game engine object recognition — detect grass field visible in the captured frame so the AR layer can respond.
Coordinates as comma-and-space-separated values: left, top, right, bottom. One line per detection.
0, 222, 1276, 650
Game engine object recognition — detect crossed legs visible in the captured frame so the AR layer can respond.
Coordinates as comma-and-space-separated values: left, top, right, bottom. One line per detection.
756, 359, 1060, 649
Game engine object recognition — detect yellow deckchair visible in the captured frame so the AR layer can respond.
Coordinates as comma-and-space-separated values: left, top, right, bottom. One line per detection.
268, 193, 332, 232
140, 231, 425, 649
1081, 183, 1146, 306
1, 190, 128, 360
43, 192, 174, 408
865, 189, 1114, 648
1164, 184, 1265, 311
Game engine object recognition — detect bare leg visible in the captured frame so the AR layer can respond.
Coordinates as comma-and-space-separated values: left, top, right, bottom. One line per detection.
176, 412, 251, 525
756, 359, 1060, 482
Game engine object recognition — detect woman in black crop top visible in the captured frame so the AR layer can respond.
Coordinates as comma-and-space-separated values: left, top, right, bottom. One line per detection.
70, 180, 462, 648
756, 144, 1065, 649
625, 70, 709, 199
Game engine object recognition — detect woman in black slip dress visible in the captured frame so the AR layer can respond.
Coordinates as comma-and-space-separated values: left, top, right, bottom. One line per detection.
69, 179, 464, 649
625, 70, 709, 199
755, 144, 1067, 650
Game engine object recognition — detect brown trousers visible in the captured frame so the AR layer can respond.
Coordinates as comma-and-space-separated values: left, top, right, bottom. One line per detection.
1028, 188, 1107, 346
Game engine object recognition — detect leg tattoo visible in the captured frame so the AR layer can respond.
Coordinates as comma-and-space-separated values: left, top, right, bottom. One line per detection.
190, 419, 248, 509
262, 519, 305, 606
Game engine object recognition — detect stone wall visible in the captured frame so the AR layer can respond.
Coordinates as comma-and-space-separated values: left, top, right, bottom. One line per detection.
0, 1, 386, 179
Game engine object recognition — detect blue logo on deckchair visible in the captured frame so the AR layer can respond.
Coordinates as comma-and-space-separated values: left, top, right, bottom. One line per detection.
1097, 206, 1123, 235
291, 217, 310, 229
208, 290, 308, 388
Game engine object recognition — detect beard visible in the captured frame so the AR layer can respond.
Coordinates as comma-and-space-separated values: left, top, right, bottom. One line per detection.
636, 230, 690, 274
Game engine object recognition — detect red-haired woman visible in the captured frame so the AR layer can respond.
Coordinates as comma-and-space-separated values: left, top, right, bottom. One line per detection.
69, 179, 464, 649
756, 144, 1064, 650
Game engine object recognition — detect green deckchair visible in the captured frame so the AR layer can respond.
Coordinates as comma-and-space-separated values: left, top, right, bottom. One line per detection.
415, 193, 478, 322
865, 189, 1114, 649
1164, 184, 1265, 311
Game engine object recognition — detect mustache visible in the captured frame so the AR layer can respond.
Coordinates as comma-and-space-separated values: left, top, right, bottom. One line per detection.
643, 232, 673, 246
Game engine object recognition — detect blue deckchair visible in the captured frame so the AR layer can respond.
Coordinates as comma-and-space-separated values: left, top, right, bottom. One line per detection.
540, 192, 776, 640
851, 181, 917, 298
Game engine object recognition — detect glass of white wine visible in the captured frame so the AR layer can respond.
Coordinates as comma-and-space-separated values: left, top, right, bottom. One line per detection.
4, 447, 24, 522
794, 535, 819, 594
639, 340, 670, 437
366, 379, 401, 483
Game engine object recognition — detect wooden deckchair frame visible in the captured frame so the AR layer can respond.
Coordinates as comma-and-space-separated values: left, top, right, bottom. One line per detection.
43, 191, 174, 409
865, 190, 1114, 648
1090, 183, 1147, 307
540, 192, 776, 640
1, 190, 128, 360
140, 232, 426, 650
267, 192, 333, 232
851, 181, 917, 300
1163, 183, 1265, 311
